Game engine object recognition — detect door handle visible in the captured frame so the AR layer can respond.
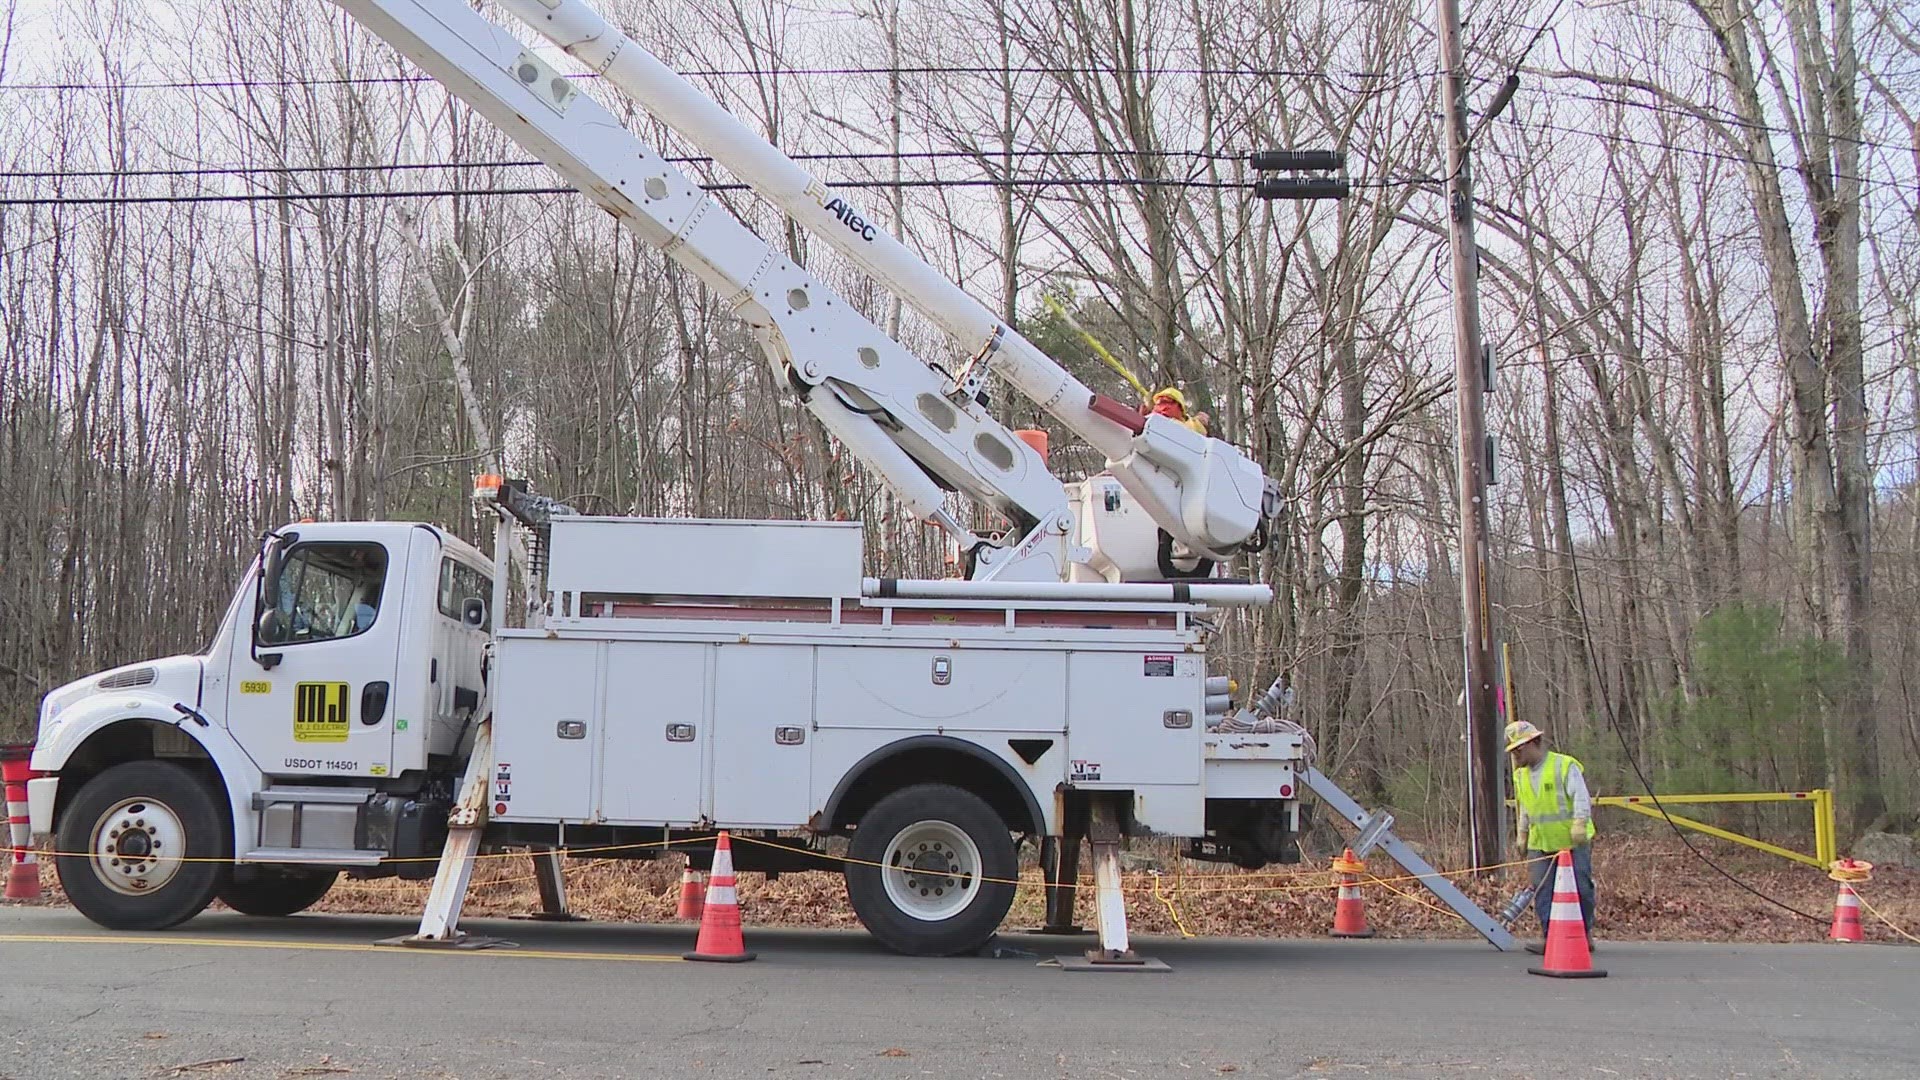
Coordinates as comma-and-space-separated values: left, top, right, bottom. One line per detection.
361, 681, 389, 726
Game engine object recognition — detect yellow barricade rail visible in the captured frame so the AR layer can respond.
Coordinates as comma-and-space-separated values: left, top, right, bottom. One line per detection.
1593, 789, 1836, 869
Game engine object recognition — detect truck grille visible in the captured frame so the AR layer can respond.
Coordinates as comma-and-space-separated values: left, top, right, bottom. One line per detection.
97, 667, 157, 689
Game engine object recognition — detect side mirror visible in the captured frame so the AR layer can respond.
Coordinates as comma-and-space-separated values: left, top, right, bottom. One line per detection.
260, 535, 294, 601
461, 597, 489, 630
251, 530, 297, 671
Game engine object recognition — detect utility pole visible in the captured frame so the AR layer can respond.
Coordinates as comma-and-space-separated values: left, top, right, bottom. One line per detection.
1435, 0, 1503, 870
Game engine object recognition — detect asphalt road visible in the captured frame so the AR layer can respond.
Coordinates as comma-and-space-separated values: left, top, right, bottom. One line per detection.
0, 906, 1913, 1080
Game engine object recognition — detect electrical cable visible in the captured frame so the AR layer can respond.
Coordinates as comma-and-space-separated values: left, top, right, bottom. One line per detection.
1559, 539, 1826, 923
1522, 118, 1914, 196
1538, 84, 1905, 154
0, 147, 1246, 181
0, 175, 1253, 207
0, 65, 1420, 93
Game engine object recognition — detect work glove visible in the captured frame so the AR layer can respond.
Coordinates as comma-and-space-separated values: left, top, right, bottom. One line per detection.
1570, 819, 1590, 846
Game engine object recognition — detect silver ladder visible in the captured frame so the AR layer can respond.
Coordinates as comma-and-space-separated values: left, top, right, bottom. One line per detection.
1303, 766, 1518, 951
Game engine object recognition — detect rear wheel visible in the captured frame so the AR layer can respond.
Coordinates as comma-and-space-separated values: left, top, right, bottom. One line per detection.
218, 867, 337, 916
844, 783, 1017, 956
55, 760, 231, 931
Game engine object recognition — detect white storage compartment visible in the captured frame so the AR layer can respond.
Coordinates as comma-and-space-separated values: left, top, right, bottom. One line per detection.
815, 647, 1066, 732
547, 517, 862, 600
1064, 651, 1202, 786
490, 636, 598, 821
1202, 732, 1304, 800
710, 644, 815, 827
598, 640, 709, 826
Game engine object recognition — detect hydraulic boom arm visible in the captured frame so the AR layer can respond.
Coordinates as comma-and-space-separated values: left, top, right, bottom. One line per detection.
330, 0, 1278, 580
496, 0, 1278, 566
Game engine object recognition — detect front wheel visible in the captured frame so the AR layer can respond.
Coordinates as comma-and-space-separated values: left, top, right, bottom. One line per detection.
844, 783, 1017, 956
219, 867, 337, 916
54, 760, 232, 930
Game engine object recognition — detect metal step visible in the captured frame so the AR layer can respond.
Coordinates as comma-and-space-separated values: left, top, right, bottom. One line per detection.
251, 786, 374, 809
240, 847, 385, 866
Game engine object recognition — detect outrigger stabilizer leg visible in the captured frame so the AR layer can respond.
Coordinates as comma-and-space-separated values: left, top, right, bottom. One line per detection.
511, 846, 587, 922
1029, 835, 1092, 935
1052, 796, 1170, 972
377, 720, 502, 950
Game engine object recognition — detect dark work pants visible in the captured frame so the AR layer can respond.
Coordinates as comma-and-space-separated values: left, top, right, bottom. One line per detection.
1528, 845, 1595, 936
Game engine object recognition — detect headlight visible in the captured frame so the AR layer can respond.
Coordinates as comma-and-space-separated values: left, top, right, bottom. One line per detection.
40, 684, 91, 729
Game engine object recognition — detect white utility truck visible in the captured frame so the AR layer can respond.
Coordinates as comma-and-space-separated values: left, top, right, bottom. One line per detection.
27, 0, 1321, 959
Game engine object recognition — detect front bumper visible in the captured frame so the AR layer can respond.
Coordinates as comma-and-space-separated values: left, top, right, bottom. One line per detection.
27, 777, 57, 840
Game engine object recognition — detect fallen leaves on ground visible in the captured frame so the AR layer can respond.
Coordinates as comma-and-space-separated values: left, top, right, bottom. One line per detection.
23, 832, 1917, 944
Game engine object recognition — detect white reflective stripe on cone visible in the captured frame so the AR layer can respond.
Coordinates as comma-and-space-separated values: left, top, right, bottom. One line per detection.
1550, 900, 1584, 921
705, 885, 738, 906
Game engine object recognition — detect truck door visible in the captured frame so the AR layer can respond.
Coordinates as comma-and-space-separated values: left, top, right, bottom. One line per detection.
424, 554, 492, 762
227, 538, 403, 780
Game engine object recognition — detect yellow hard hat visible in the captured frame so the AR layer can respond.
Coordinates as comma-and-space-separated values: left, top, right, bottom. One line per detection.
1504, 720, 1543, 752
1152, 386, 1188, 409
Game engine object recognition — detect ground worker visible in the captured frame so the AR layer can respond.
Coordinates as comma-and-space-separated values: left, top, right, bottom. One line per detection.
1507, 719, 1596, 951
1147, 387, 1210, 436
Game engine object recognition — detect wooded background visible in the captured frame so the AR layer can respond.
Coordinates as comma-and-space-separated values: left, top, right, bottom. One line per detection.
2, 0, 1916, 842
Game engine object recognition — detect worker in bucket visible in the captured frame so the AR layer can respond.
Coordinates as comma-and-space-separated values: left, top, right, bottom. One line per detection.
1147, 387, 1210, 436
1507, 719, 1596, 951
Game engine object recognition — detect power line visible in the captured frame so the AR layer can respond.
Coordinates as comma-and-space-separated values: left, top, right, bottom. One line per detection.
0, 175, 1255, 207
1561, 539, 1826, 925
0, 147, 1244, 181
1538, 80, 1905, 154
0, 65, 1415, 93
1522, 118, 1918, 197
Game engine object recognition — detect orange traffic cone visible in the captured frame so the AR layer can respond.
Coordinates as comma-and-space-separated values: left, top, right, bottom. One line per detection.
1329, 849, 1373, 938
1528, 850, 1604, 978
2, 746, 41, 902
1829, 883, 1864, 942
1827, 857, 1872, 943
685, 832, 755, 963
676, 866, 706, 921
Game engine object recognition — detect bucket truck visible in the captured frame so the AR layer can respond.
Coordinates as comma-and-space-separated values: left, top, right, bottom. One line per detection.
26, 0, 1375, 960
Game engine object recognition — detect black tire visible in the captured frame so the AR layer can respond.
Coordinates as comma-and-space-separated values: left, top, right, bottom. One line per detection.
218, 867, 338, 916
55, 760, 232, 931
844, 783, 1017, 957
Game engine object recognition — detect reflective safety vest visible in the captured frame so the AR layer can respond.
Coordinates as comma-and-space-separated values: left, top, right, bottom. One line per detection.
1513, 751, 1593, 852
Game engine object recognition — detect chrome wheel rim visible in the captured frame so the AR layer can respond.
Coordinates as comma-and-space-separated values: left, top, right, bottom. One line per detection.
89, 797, 187, 896
881, 820, 981, 922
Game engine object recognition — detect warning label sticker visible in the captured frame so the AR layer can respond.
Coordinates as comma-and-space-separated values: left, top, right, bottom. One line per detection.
1143, 655, 1176, 677
293, 681, 351, 743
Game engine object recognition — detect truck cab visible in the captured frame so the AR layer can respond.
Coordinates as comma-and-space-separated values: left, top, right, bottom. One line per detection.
28, 522, 493, 929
